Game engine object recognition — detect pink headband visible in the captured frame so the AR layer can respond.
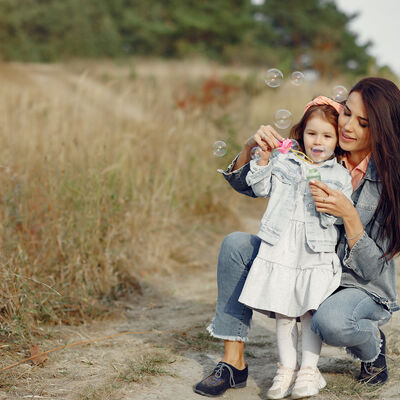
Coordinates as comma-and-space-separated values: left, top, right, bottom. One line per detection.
304, 95, 343, 114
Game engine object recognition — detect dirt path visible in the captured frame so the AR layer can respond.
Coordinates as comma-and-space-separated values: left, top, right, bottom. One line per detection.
1, 216, 400, 400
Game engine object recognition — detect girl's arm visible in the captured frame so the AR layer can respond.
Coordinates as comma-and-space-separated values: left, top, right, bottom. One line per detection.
245, 151, 277, 197
309, 180, 386, 281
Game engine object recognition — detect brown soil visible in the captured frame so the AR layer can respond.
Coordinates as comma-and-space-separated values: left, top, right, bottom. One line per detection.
1, 213, 399, 400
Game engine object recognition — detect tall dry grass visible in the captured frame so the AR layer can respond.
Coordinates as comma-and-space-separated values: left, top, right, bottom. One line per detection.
0, 59, 349, 340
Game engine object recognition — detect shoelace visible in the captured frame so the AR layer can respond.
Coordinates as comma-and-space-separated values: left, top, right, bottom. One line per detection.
362, 361, 386, 376
362, 351, 393, 376
212, 362, 236, 387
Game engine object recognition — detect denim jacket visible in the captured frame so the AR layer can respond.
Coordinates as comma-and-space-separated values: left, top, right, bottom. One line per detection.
220, 154, 399, 312
245, 152, 352, 253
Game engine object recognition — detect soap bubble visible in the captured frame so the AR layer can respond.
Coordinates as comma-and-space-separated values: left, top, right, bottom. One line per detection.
212, 140, 227, 157
332, 85, 348, 102
274, 109, 293, 130
265, 68, 283, 88
250, 146, 262, 161
308, 145, 334, 163
290, 71, 305, 86
288, 139, 300, 151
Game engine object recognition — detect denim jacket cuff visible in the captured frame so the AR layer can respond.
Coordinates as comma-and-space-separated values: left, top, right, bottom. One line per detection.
246, 159, 273, 185
343, 230, 368, 270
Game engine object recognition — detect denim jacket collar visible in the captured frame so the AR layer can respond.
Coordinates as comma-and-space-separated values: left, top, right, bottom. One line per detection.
339, 155, 380, 183
364, 156, 380, 182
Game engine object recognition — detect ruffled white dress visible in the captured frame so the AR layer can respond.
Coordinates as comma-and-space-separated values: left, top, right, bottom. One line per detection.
239, 178, 341, 318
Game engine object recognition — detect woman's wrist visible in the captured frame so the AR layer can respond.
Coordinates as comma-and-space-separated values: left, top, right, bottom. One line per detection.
232, 148, 251, 171
342, 207, 364, 248
341, 203, 359, 224
345, 229, 364, 241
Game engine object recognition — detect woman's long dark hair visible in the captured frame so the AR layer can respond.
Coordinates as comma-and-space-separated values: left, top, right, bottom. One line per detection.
351, 77, 400, 259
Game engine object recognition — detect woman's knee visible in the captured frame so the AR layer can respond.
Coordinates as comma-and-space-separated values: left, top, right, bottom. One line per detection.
311, 307, 355, 346
218, 232, 260, 271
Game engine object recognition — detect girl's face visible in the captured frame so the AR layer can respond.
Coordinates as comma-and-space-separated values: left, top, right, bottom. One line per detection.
338, 91, 371, 162
303, 112, 338, 163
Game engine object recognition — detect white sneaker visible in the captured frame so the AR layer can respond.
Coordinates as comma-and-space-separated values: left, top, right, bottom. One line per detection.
267, 363, 298, 399
290, 367, 326, 399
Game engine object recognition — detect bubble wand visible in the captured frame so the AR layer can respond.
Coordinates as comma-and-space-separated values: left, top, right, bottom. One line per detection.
274, 138, 314, 164
251, 138, 314, 164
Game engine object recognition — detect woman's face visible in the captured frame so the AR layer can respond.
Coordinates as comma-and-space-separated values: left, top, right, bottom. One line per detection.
338, 91, 372, 162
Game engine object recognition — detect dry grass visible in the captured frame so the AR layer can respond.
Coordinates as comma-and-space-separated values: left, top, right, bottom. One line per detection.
75, 349, 175, 400
0, 58, 359, 343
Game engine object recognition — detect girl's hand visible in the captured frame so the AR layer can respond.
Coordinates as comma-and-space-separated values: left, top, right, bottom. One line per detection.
309, 180, 354, 219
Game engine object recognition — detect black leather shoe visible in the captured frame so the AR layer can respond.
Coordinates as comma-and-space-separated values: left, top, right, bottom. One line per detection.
193, 361, 248, 397
357, 329, 388, 385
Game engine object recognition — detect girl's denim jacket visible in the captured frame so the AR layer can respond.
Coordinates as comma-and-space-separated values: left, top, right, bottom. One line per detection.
245, 152, 353, 253
220, 154, 399, 312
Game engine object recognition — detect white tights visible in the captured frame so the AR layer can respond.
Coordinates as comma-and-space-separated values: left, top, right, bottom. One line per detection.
275, 312, 322, 369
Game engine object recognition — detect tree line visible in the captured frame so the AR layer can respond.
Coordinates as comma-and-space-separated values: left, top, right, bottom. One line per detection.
0, 0, 387, 77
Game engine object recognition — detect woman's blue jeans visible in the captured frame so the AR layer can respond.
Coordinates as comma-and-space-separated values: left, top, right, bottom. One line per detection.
207, 232, 392, 362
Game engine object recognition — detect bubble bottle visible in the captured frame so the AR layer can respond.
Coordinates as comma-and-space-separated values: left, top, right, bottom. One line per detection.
305, 146, 334, 181
306, 168, 321, 181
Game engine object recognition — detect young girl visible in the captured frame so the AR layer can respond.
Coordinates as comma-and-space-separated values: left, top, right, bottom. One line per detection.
238, 97, 353, 399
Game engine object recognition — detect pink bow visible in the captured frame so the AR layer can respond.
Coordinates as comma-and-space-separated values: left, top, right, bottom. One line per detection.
304, 95, 343, 114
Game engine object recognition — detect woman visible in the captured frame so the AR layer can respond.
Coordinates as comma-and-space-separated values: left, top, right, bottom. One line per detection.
194, 77, 400, 397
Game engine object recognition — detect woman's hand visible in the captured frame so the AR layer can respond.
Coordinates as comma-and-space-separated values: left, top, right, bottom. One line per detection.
309, 180, 354, 219
245, 125, 283, 153
309, 180, 365, 248
233, 125, 283, 170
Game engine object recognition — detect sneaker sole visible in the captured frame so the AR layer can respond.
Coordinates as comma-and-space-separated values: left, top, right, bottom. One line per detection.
267, 384, 294, 399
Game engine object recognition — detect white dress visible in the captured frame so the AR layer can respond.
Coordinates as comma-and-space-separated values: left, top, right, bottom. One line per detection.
238, 177, 341, 318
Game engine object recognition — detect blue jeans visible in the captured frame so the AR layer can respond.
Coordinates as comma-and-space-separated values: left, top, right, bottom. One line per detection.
207, 232, 392, 362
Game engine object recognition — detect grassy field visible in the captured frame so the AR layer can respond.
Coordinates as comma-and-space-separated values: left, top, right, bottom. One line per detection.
0, 58, 388, 343
0, 59, 399, 399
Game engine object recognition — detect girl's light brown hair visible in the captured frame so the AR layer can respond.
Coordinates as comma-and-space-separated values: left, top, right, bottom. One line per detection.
289, 104, 342, 156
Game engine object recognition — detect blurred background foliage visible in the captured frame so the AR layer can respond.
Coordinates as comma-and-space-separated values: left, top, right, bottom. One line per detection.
0, 0, 394, 78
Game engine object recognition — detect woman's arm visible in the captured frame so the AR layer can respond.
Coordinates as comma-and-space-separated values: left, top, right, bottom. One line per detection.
309, 180, 387, 281
309, 180, 362, 247
340, 230, 389, 281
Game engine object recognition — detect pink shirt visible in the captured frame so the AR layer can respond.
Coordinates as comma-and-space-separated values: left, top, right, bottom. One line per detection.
340, 153, 372, 191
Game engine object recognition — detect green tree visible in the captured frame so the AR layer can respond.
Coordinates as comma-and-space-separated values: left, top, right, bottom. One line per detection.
251, 0, 372, 77
0, 0, 388, 78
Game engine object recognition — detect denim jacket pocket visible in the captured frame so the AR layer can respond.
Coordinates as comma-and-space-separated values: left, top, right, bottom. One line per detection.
323, 178, 344, 191
356, 203, 376, 227
272, 168, 295, 185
